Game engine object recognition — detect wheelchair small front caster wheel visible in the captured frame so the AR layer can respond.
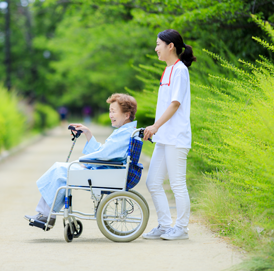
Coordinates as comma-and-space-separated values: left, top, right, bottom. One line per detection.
64, 224, 74, 242
73, 220, 83, 238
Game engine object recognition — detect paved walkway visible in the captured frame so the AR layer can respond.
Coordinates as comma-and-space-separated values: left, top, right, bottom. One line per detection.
0, 124, 243, 271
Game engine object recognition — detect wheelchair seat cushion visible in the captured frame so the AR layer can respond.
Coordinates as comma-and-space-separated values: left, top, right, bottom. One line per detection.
127, 162, 143, 190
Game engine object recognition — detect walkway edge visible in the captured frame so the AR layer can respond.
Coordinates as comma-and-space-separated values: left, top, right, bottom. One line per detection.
0, 126, 60, 163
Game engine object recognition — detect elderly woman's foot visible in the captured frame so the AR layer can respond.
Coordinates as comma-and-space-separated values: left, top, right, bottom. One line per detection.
24, 213, 56, 228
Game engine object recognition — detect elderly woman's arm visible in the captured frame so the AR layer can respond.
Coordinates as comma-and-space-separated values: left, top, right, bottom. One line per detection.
79, 127, 132, 161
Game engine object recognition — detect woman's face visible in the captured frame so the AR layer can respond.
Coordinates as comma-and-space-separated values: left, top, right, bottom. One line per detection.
109, 102, 130, 128
155, 38, 172, 61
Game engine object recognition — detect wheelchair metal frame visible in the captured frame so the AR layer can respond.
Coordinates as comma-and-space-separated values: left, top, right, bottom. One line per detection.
44, 128, 143, 233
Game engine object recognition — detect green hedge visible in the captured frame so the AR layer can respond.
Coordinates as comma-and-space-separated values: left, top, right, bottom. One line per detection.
97, 112, 111, 126
0, 87, 60, 152
33, 103, 59, 131
194, 16, 274, 248
0, 85, 26, 151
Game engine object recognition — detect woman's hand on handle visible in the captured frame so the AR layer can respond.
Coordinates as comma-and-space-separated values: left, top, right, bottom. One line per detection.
69, 123, 93, 142
144, 125, 158, 141
143, 101, 180, 141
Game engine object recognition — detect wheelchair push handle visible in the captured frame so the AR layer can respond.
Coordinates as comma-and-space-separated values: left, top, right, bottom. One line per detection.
68, 125, 83, 141
132, 128, 153, 143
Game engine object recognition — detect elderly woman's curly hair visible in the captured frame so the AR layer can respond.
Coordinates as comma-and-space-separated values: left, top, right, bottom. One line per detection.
106, 93, 137, 121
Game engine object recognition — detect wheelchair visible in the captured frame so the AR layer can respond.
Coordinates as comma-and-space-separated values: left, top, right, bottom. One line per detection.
29, 126, 151, 243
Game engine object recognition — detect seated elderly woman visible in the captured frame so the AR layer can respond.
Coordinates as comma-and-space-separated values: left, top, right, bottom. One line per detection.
24, 93, 137, 229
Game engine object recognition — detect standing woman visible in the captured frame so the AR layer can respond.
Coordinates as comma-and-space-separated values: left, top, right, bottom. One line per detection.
143, 29, 196, 240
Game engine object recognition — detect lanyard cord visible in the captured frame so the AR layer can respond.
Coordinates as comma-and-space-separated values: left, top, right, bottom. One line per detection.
160, 59, 180, 86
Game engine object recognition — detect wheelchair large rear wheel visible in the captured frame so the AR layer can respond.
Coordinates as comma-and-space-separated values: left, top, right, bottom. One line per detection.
97, 191, 149, 242
103, 190, 149, 236
129, 189, 150, 217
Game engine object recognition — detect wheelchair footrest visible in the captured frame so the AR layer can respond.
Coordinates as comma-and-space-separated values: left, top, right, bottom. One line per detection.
29, 220, 50, 231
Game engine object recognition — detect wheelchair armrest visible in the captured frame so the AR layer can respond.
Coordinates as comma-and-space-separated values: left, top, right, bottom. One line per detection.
79, 159, 125, 166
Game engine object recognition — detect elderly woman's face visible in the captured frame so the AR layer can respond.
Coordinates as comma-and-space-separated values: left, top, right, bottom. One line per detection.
109, 102, 130, 128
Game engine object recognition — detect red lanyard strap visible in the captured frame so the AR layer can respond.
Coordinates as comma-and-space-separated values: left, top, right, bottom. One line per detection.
160, 59, 180, 86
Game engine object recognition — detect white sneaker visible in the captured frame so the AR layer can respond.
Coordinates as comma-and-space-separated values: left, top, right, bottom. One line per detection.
160, 226, 189, 240
142, 225, 167, 239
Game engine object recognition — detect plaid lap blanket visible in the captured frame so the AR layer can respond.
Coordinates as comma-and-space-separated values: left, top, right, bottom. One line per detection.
127, 163, 143, 190
126, 137, 143, 190
127, 137, 143, 164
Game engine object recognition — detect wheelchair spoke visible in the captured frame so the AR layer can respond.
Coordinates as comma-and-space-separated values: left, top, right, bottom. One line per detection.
101, 195, 143, 236
103, 218, 142, 223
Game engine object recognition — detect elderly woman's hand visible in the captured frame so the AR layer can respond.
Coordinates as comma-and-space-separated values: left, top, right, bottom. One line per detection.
69, 123, 92, 141
144, 125, 158, 141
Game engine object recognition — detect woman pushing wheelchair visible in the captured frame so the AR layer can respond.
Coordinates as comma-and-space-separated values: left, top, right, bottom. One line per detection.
24, 93, 138, 229
142, 29, 196, 241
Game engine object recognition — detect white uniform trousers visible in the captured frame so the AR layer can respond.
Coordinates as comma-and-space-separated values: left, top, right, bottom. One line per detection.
146, 143, 190, 230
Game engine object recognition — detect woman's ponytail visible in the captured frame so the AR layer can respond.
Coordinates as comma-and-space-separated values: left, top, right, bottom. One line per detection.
180, 44, 197, 68
158, 29, 197, 68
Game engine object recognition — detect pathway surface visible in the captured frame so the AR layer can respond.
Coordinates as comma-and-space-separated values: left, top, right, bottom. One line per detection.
0, 124, 243, 271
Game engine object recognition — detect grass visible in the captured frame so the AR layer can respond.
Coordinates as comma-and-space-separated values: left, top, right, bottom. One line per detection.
142, 140, 274, 266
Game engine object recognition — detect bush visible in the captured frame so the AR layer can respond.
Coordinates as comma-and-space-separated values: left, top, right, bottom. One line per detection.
0, 85, 26, 151
195, 16, 274, 244
33, 103, 59, 131
97, 112, 111, 126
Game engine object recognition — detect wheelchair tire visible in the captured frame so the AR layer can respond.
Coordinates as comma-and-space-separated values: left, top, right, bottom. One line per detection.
73, 220, 83, 238
103, 191, 149, 236
64, 224, 74, 242
103, 220, 135, 236
129, 189, 150, 217
97, 191, 149, 242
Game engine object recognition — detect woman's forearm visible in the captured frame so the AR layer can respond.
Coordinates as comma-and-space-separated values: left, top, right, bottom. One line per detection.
154, 101, 180, 129
143, 101, 180, 140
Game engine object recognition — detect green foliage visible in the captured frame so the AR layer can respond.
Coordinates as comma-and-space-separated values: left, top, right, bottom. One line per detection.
195, 17, 274, 239
129, 0, 274, 60
142, 140, 155, 157
30, 2, 155, 111
1, 0, 273, 115
0, 85, 25, 151
33, 103, 59, 131
97, 112, 111, 126
228, 243, 274, 271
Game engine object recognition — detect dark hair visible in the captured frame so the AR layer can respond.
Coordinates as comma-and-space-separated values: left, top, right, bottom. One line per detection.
106, 93, 137, 121
158, 29, 197, 68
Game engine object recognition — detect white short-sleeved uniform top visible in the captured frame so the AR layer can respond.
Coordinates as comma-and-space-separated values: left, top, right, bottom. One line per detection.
153, 60, 191, 148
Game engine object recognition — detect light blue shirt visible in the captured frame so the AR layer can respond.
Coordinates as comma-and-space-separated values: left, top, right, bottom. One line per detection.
80, 120, 137, 163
